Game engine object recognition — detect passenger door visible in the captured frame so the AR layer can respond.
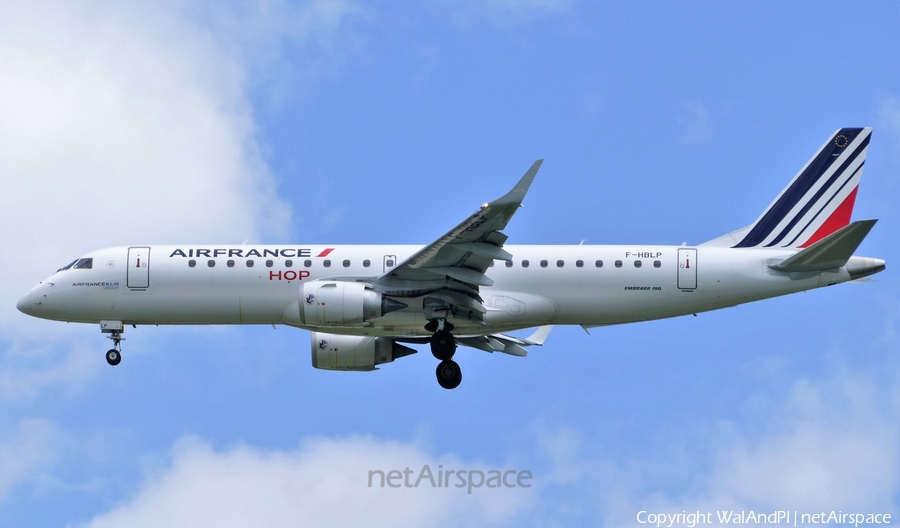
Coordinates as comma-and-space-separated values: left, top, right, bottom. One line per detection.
127, 247, 150, 288
677, 248, 697, 290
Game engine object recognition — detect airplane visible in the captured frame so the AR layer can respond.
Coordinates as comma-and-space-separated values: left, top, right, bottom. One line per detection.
17, 128, 886, 389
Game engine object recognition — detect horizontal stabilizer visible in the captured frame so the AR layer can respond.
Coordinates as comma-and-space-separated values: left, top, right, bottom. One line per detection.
769, 219, 877, 272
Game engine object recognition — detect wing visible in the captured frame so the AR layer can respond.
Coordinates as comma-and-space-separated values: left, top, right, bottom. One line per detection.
375, 160, 543, 325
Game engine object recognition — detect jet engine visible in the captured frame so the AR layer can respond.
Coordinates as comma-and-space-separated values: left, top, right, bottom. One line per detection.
299, 280, 407, 326
310, 332, 417, 371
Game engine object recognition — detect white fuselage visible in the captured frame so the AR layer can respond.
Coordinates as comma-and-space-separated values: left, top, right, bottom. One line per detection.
17, 243, 851, 337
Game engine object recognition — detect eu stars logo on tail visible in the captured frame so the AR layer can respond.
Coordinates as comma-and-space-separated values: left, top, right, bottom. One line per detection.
732, 127, 871, 249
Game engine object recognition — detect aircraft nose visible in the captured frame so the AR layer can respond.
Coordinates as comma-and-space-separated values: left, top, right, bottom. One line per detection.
17, 287, 42, 314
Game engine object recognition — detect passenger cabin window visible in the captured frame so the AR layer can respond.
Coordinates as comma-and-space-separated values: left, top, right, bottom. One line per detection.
634, 260, 642, 268
73, 258, 93, 269
540, 260, 548, 268
576, 260, 584, 268
246, 260, 254, 268
557, 260, 564, 268
227, 260, 235, 268
489, 261, 495, 267
189, 260, 196, 268
363, 260, 371, 267
654, 260, 661, 268
615, 260, 623, 268
522, 260, 530, 268
386, 259, 394, 267
343, 260, 350, 267
208, 260, 215, 267
266, 260, 273, 267
505, 260, 513, 268
285, 260, 293, 267
595, 260, 603, 268
324, 260, 332, 268
304, 260, 312, 267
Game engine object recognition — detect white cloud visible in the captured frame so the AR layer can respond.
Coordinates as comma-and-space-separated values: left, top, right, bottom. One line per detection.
0, 340, 100, 402
485, 0, 570, 16
197, 0, 368, 110
451, 0, 570, 27
23, 349, 900, 525
528, 419, 583, 486
707, 374, 899, 510
0, 1, 275, 336
0, 418, 62, 498
591, 365, 900, 526
877, 94, 900, 174
0, 0, 363, 396
0, 0, 365, 340
878, 95, 900, 136
680, 100, 712, 145
82, 435, 534, 528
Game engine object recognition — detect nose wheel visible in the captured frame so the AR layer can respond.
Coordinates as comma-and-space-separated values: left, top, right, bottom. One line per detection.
103, 328, 125, 366
429, 319, 461, 389
106, 348, 121, 366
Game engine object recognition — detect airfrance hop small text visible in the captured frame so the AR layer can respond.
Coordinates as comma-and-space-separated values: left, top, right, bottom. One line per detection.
636, 510, 892, 527
367, 465, 532, 495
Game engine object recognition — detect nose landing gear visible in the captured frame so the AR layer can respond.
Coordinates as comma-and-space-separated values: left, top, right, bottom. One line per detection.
101, 321, 125, 366
428, 319, 461, 389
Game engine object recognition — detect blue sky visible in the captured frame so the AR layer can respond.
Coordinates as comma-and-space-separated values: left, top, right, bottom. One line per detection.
1, 1, 898, 526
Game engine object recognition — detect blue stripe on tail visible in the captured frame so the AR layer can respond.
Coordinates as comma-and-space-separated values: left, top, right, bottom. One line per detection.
733, 128, 865, 248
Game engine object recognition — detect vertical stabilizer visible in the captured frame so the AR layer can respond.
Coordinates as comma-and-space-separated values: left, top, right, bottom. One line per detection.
731, 127, 871, 249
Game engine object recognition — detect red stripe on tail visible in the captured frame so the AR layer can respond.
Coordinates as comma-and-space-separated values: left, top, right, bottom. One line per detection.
799, 186, 858, 248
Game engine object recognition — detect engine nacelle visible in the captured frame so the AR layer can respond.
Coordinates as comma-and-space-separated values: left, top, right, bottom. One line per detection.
310, 332, 417, 371
299, 280, 406, 326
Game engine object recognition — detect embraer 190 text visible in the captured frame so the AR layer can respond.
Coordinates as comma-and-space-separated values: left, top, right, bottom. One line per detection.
18, 128, 886, 389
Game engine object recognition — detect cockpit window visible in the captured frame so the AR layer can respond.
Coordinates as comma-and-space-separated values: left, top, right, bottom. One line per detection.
57, 259, 78, 272
73, 258, 93, 269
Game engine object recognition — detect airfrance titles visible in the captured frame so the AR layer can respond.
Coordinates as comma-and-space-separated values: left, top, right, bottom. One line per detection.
169, 248, 313, 258
72, 282, 119, 289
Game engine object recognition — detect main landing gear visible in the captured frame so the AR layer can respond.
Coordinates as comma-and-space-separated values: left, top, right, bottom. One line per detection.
428, 319, 461, 389
435, 359, 461, 390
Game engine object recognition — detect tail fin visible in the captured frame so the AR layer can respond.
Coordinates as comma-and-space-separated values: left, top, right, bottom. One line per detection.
721, 128, 871, 249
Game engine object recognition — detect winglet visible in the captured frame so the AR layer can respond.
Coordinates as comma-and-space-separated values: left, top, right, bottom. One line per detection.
491, 160, 543, 207
769, 219, 877, 272
521, 325, 553, 346
455, 326, 553, 356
